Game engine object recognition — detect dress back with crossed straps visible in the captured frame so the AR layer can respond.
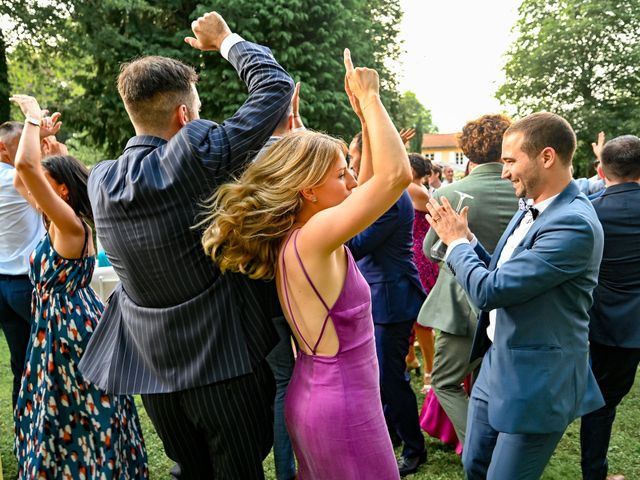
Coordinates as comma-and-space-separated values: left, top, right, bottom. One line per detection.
281, 230, 399, 479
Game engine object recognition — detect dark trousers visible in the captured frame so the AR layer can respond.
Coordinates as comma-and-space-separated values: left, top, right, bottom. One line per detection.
580, 341, 640, 480
265, 316, 296, 480
142, 360, 275, 480
464, 351, 564, 479
375, 319, 425, 459
0, 274, 33, 408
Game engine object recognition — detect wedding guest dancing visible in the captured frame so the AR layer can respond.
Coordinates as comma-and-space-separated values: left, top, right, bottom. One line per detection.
201, 49, 410, 479
0, 121, 45, 410
11, 95, 147, 479
418, 114, 517, 447
426, 112, 605, 479
77, 10, 294, 478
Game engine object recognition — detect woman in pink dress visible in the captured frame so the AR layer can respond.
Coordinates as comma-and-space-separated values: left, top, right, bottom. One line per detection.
405, 153, 439, 391
201, 50, 412, 479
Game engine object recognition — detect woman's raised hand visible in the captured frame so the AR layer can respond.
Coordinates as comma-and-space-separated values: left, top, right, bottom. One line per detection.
344, 49, 379, 119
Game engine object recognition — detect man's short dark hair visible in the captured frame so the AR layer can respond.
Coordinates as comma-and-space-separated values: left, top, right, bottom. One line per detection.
601, 135, 640, 181
432, 163, 442, 180
0, 121, 23, 143
505, 112, 576, 165
118, 56, 199, 129
458, 114, 511, 164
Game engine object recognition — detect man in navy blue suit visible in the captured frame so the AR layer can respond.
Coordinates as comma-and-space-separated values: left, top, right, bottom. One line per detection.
426, 112, 605, 479
347, 134, 427, 477
580, 135, 640, 480
80, 10, 294, 479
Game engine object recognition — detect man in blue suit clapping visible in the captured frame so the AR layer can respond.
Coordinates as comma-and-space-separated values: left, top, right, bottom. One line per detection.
426, 112, 605, 479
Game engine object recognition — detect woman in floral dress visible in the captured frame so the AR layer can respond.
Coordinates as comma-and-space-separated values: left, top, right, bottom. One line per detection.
11, 94, 148, 479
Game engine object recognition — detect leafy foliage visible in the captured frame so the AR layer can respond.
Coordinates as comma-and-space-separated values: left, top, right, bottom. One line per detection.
396, 91, 438, 152
5, 0, 404, 157
496, 0, 640, 176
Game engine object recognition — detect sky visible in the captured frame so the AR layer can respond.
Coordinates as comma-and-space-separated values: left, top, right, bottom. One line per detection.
397, 0, 521, 133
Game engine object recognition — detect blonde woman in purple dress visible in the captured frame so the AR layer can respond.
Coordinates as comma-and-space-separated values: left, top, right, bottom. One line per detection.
201, 50, 412, 478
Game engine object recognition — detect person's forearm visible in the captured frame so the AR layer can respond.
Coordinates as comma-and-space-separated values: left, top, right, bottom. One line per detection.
222, 41, 295, 162
362, 96, 410, 189
358, 123, 373, 184
15, 123, 43, 176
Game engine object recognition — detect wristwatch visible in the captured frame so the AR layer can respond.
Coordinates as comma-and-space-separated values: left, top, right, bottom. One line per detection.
25, 116, 41, 127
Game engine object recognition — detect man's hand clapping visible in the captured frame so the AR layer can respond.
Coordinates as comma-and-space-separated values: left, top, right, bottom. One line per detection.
184, 11, 231, 52
425, 196, 470, 246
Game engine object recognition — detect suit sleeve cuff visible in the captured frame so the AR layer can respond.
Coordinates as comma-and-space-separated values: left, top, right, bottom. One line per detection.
444, 235, 476, 261
220, 33, 245, 60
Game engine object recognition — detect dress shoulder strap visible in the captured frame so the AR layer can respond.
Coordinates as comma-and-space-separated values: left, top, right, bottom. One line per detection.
281, 229, 334, 355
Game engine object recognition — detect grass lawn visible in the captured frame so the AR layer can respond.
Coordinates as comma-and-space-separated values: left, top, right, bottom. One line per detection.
1, 332, 638, 479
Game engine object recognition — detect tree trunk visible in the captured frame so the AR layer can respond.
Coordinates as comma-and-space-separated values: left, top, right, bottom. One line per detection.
0, 31, 10, 122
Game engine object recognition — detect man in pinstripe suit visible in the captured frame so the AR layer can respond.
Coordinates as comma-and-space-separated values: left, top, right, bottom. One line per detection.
79, 11, 294, 479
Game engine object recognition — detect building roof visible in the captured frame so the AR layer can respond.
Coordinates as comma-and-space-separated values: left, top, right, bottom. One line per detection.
422, 133, 460, 149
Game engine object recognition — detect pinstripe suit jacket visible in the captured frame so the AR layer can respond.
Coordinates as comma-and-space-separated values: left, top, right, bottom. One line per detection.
79, 41, 294, 394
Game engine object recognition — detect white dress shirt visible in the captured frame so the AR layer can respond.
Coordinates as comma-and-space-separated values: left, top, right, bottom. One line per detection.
486, 194, 558, 341
0, 163, 45, 275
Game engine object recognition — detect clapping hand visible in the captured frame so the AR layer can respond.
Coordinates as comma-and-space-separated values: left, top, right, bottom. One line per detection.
399, 128, 416, 146
592, 131, 605, 163
425, 197, 470, 245
40, 112, 63, 138
292, 82, 305, 130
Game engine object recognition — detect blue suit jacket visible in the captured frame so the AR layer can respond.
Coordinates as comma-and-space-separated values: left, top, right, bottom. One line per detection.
347, 191, 425, 324
589, 182, 640, 348
79, 41, 294, 394
447, 181, 605, 433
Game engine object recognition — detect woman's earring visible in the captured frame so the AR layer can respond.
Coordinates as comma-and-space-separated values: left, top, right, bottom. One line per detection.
311, 196, 318, 203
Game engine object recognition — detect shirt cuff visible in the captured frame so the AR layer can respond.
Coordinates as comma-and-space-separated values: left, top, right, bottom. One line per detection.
444, 237, 473, 261
220, 33, 245, 60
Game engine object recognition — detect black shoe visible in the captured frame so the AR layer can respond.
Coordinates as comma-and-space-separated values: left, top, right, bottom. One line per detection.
170, 463, 182, 479
398, 451, 427, 477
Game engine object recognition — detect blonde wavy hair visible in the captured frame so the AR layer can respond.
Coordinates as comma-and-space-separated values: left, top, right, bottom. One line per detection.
200, 130, 346, 280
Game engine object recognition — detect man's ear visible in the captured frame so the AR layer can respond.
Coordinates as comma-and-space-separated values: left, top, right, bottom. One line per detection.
539, 147, 557, 168
596, 164, 606, 180
177, 104, 190, 127
288, 114, 295, 132
41, 137, 53, 156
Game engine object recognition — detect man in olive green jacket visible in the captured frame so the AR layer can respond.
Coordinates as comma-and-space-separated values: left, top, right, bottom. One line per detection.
417, 114, 518, 446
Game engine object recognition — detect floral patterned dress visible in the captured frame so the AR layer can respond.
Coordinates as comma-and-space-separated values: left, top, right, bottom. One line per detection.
14, 231, 148, 479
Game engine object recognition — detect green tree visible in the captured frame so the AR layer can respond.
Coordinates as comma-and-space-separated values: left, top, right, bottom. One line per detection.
5, 0, 403, 156
396, 91, 437, 152
496, 0, 640, 176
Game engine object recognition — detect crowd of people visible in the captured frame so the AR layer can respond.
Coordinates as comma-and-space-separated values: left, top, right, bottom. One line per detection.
0, 8, 638, 480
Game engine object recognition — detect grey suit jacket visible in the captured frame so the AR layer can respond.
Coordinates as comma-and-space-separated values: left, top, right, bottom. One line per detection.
79, 41, 294, 394
417, 163, 518, 335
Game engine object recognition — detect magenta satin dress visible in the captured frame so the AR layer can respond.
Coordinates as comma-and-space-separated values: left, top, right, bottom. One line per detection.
281, 231, 399, 480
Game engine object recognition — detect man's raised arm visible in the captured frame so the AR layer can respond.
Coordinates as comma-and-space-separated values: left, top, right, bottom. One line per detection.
185, 11, 294, 173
